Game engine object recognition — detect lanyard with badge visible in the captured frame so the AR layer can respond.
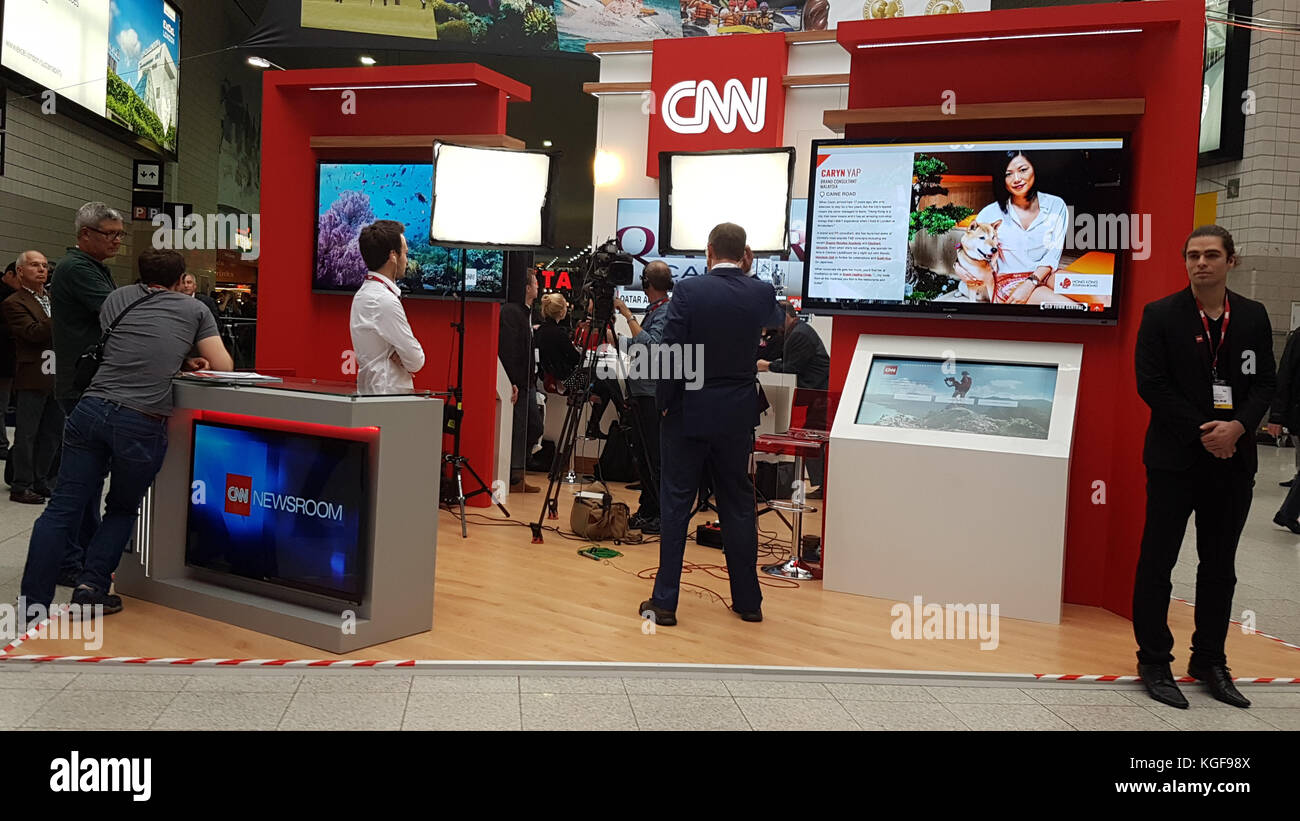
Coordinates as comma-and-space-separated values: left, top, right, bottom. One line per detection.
364, 273, 399, 297
1196, 295, 1232, 411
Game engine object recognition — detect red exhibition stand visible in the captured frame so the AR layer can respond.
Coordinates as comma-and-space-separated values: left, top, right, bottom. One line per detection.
827, 0, 1205, 617
257, 64, 532, 506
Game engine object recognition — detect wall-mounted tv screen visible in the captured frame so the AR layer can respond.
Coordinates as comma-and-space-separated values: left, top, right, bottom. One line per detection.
1, 0, 180, 156
803, 137, 1130, 323
615, 197, 806, 299
314, 161, 508, 300
186, 421, 371, 604
1199, 0, 1251, 164
659, 148, 795, 255
857, 356, 1059, 441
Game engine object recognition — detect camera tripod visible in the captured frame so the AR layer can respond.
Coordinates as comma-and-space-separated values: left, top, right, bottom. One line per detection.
530, 303, 659, 544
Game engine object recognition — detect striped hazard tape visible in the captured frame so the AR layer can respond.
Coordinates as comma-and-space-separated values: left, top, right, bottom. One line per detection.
1172, 595, 1300, 652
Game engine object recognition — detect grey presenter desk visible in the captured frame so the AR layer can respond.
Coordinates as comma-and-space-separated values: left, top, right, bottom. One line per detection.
114, 378, 443, 653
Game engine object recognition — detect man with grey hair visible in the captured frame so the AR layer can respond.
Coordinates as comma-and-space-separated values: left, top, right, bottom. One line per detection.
48, 202, 124, 585
3, 250, 60, 504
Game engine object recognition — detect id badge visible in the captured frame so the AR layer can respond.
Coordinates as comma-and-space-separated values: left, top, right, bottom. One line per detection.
1212, 380, 1234, 411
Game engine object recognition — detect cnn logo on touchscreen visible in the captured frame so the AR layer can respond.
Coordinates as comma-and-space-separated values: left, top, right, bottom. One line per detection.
225, 474, 252, 516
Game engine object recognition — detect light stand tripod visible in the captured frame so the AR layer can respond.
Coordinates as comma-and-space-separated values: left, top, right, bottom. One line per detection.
441, 251, 509, 537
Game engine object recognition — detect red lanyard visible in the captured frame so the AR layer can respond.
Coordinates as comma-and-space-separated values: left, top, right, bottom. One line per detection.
1195, 294, 1230, 375
644, 297, 669, 316
364, 273, 399, 297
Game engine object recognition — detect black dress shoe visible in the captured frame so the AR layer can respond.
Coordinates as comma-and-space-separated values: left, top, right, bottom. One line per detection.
1137, 663, 1188, 709
731, 604, 763, 623
9, 489, 44, 504
638, 600, 676, 627
626, 482, 642, 491
1273, 512, 1300, 534
1282, 479, 1294, 488
1187, 662, 1251, 708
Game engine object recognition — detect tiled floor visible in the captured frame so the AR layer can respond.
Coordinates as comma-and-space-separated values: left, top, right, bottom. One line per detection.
0, 664, 1294, 730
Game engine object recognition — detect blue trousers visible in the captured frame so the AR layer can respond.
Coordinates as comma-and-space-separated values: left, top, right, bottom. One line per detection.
21, 397, 167, 614
652, 412, 761, 613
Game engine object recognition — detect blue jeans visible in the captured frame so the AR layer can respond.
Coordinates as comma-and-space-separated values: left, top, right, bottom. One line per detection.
56, 396, 102, 576
20, 397, 167, 612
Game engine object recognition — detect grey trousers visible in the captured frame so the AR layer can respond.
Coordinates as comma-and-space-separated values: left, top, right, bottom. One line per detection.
12, 390, 63, 493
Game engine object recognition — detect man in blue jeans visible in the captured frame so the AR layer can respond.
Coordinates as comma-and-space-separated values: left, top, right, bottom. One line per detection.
20, 248, 232, 623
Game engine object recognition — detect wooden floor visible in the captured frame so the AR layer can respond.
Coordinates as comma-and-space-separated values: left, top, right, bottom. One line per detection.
14, 478, 1300, 676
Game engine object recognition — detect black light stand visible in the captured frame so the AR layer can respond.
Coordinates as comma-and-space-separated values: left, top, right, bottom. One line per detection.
442, 250, 509, 537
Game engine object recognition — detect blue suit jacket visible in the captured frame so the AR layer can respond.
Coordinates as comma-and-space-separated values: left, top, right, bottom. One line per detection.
656, 265, 785, 437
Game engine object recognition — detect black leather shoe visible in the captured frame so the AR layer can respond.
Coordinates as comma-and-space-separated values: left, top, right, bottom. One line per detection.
1282, 479, 1294, 488
1273, 513, 1300, 534
1187, 662, 1251, 708
638, 600, 676, 627
9, 489, 44, 504
1137, 663, 1188, 709
731, 604, 763, 623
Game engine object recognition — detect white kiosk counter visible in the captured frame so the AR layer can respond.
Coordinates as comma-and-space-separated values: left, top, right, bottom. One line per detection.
823, 335, 1082, 623
115, 377, 443, 652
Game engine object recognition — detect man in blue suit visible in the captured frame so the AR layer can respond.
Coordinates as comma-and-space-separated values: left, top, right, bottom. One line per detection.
640, 223, 784, 626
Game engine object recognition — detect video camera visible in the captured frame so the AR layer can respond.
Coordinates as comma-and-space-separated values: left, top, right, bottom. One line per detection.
579, 238, 634, 327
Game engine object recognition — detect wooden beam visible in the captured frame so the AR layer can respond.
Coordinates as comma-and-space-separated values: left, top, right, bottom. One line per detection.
310, 134, 527, 150
784, 73, 849, 88
585, 41, 653, 54
582, 81, 651, 95
823, 98, 1146, 130
785, 30, 838, 44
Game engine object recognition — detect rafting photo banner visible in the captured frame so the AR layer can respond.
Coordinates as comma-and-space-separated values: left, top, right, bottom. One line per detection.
245, 0, 988, 55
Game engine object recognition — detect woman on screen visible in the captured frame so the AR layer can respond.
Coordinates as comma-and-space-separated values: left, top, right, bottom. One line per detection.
974, 151, 1076, 306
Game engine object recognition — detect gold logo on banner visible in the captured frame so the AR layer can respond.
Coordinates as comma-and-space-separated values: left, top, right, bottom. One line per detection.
863, 0, 904, 19
925, 0, 965, 13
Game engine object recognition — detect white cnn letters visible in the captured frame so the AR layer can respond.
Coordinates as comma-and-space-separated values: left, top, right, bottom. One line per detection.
662, 78, 767, 135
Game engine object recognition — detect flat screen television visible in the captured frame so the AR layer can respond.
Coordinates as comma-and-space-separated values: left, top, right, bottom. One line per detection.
658, 148, 795, 255
314, 161, 509, 300
185, 421, 371, 604
430, 142, 557, 250
857, 356, 1059, 441
1, 0, 181, 157
802, 137, 1131, 323
615, 196, 806, 298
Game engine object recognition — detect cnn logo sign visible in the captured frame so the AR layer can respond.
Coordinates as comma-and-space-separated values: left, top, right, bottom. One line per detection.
225, 473, 252, 516
662, 78, 767, 135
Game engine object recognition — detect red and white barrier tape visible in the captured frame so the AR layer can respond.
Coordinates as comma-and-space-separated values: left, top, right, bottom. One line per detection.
1172, 595, 1300, 652
0, 605, 68, 656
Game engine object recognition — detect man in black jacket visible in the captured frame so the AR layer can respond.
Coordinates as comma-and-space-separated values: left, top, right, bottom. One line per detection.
499, 268, 541, 493
758, 301, 831, 491
0, 262, 18, 462
1133, 225, 1274, 710
1267, 326, 1300, 531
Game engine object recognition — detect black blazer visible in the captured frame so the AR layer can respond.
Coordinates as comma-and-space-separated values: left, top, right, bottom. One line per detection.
535, 318, 580, 382
1135, 287, 1275, 473
656, 265, 784, 437
498, 302, 534, 390
1270, 327, 1300, 432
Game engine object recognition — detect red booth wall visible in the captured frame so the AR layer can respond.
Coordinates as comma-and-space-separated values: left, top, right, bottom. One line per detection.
257, 66, 531, 505
832, 1, 1205, 616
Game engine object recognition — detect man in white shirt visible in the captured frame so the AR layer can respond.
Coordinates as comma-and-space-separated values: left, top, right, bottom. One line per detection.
350, 220, 425, 394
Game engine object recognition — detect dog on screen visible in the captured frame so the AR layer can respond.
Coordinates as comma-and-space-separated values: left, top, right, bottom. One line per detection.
952, 219, 1001, 303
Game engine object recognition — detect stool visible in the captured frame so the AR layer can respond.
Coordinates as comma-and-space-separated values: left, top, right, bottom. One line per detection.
753, 430, 826, 581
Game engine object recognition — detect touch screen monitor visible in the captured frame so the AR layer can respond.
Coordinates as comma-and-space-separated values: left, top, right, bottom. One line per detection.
857, 357, 1059, 440
314, 161, 506, 300
803, 137, 1130, 322
659, 148, 795, 255
186, 421, 371, 604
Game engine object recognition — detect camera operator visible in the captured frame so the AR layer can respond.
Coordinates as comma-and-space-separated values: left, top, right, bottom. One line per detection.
614, 261, 673, 534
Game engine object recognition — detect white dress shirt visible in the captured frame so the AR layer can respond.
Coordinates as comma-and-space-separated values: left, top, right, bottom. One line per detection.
350, 273, 425, 394
976, 192, 1068, 274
